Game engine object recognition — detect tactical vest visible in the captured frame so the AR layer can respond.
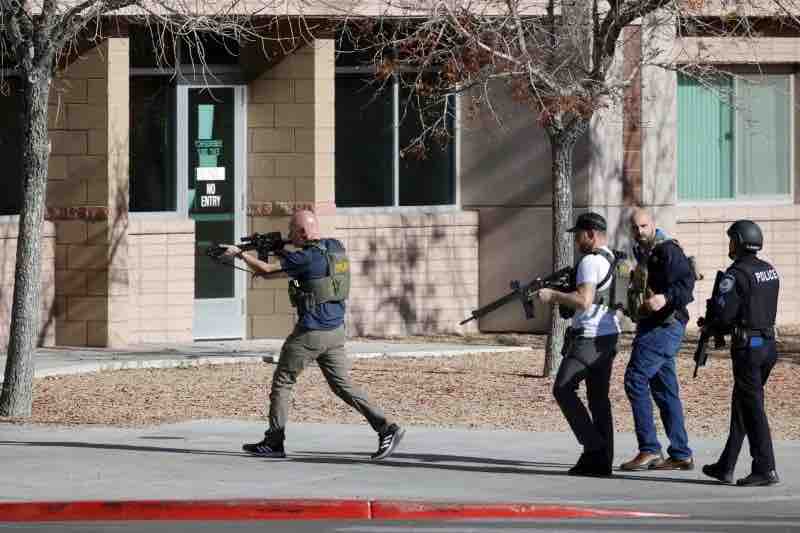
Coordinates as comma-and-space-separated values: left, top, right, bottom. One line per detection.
625, 236, 701, 323
559, 248, 623, 319
288, 239, 351, 314
729, 256, 779, 331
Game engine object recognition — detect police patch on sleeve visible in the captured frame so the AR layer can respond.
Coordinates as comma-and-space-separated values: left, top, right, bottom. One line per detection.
718, 275, 735, 294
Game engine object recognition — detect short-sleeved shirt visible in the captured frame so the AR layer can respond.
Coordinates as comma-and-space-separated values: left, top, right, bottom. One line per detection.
279, 238, 346, 330
572, 246, 621, 338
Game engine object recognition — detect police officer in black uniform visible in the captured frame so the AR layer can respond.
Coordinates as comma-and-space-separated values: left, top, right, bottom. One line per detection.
701, 220, 781, 487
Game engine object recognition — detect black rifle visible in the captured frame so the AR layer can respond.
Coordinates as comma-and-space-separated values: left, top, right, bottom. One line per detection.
459, 267, 573, 325
693, 270, 728, 378
207, 231, 289, 262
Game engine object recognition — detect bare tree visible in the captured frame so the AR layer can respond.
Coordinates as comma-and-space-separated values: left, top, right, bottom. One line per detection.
336, 0, 800, 375
0, 0, 305, 416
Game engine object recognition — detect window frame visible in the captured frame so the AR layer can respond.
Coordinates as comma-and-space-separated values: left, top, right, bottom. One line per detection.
677, 69, 796, 206
334, 65, 460, 212
129, 27, 247, 219
0, 71, 24, 222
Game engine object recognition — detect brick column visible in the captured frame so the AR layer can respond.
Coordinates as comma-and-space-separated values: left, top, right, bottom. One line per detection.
48, 38, 130, 347
245, 39, 336, 339
622, 25, 643, 206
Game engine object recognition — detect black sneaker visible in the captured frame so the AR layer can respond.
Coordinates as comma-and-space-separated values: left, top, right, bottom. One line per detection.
242, 430, 286, 458
371, 424, 405, 460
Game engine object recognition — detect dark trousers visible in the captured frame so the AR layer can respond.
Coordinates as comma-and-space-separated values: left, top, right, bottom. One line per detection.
717, 338, 778, 475
553, 334, 618, 467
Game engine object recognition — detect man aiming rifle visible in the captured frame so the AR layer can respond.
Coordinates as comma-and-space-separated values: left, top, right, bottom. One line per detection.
459, 267, 573, 325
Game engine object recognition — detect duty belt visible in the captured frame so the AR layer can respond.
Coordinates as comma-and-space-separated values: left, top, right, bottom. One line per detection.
737, 326, 775, 339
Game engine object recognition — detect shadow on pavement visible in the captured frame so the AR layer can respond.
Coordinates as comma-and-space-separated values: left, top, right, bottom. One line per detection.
0, 440, 737, 486
0, 440, 244, 457
289, 451, 726, 485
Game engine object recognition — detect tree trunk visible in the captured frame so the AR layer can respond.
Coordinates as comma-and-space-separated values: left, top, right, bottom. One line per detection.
1, 67, 53, 417
543, 126, 582, 377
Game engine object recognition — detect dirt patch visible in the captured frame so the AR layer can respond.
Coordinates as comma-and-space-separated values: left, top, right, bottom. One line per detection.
2, 338, 798, 442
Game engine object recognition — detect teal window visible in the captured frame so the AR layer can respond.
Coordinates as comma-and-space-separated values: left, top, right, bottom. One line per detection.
678, 72, 793, 201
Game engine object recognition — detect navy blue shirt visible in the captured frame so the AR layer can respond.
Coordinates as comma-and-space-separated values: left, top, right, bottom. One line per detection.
279, 238, 346, 330
635, 231, 695, 326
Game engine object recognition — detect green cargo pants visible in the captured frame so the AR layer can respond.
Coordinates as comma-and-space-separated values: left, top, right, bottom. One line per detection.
269, 324, 390, 434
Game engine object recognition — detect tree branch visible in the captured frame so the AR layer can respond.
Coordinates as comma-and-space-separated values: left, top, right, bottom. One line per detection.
592, 0, 672, 83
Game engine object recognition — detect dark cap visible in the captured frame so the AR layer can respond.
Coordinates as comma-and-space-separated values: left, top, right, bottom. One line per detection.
566, 212, 607, 233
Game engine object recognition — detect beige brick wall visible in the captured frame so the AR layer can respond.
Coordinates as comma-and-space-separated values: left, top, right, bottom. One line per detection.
247, 40, 335, 211
246, 39, 336, 339
675, 205, 800, 327
244, 209, 480, 338
0, 223, 57, 348
244, 40, 479, 339
49, 38, 131, 347
337, 212, 480, 337
128, 217, 195, 343
675, 37, 800, 64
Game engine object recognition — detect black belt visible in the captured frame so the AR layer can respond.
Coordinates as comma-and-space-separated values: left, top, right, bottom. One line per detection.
735, 326, 775, 339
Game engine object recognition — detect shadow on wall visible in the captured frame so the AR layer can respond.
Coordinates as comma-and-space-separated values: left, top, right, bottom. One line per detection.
346, 224, 472, 336
458, 81, 589, 208
0, 225, 56, 350
35, 135, 130, 348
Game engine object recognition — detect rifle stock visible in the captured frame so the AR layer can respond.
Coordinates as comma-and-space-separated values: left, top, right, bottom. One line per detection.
459, 267, 573, 326
693, 328, 711, 378
693, 327, 726, 378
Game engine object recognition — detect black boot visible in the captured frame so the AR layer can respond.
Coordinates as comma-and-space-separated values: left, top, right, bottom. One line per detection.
737, 470, 780, 487
702, 463, 733, 484
568, 449, 612, 477
243, 428, 286, 458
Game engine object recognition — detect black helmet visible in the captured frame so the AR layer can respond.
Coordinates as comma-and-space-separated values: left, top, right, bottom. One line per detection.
727, 220, 762, 254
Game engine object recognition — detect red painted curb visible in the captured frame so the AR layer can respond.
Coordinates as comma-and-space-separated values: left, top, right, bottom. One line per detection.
0, 499, 686, 522
371, 501, 686, 520
0, 499, 370, 522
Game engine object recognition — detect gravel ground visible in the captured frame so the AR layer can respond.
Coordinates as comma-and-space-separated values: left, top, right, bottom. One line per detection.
3, 334, 798, 441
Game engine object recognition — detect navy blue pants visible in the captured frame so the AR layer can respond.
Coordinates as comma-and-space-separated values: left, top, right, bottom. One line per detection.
717, 337, 777, 475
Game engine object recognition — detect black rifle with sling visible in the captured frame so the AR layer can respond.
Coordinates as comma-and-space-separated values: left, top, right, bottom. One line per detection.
693, 270, 728, 378
206, 231, 290, 277
459, 267, 573, 325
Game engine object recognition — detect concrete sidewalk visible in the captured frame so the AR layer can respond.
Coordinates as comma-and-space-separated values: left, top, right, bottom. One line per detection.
0, 338, 530, 382
0, 421, 797, 521
1, 340, 798, 523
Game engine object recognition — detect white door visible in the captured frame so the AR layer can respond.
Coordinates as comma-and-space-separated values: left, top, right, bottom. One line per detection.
178, 85, 247, 339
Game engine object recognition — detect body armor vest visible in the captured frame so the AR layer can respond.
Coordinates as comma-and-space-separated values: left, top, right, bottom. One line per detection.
626, 236, 701, 323
288, 239, 351, 313
729, 256, 779, 331
591, 248, 616, 306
